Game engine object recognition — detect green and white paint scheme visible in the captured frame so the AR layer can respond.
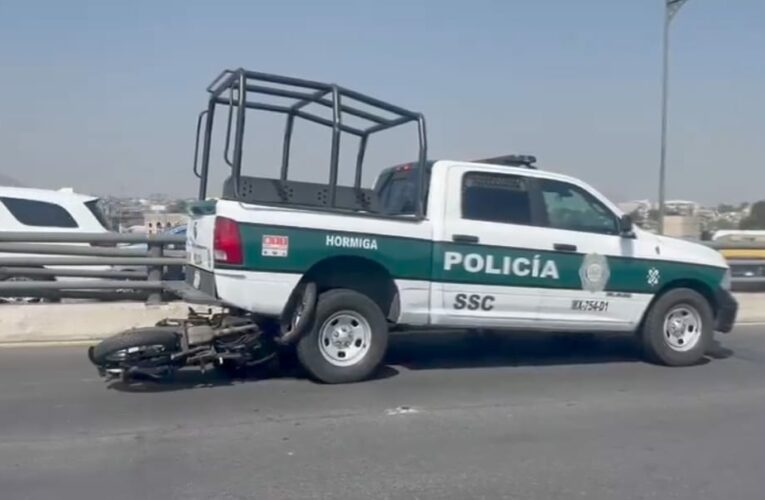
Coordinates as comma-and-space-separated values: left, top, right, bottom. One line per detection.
187, 160, 729, 333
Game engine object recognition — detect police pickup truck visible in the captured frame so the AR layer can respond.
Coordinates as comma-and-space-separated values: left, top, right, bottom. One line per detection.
90, 69, 737, 385
186, 151, 737, 382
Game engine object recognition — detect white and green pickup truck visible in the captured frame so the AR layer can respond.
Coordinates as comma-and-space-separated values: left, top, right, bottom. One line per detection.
186, 154, 737, 382
90, 69, 737, 385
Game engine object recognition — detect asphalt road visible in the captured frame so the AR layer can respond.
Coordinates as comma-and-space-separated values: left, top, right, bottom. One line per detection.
1, 327, 765, 500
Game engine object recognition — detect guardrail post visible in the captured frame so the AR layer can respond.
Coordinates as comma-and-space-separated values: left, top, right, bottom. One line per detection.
147, 242, 163, 305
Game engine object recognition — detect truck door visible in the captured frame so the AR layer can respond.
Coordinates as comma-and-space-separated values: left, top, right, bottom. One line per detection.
529, 178, 652, 330
430, 164, 543, 328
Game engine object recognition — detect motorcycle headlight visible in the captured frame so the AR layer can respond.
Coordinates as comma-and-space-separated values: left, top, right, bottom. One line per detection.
721, 268, 732, 290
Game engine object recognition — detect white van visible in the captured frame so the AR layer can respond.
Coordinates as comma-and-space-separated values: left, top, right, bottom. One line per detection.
0, 186, 109, 233
0, 186, 111, 302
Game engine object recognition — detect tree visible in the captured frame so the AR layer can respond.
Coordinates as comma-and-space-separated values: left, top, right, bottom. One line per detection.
716, 203, 736, 214
739, 200, 765, 229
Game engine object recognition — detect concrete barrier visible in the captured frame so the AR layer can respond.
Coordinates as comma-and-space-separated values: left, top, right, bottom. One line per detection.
0, 295, 763, 345
731, 293, 765, 323
0, 302, 214, 344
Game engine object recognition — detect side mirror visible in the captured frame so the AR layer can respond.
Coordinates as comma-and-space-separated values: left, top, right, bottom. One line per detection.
619, 214, 634, 236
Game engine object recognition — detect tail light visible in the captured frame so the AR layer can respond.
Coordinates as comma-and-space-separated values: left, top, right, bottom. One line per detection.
213, 216, 243, 265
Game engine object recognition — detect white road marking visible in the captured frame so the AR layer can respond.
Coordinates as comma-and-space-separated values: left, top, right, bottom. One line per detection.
386, 406, 420, 416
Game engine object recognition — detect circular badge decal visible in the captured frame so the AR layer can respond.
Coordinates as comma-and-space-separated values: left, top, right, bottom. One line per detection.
579, 253, 610, 292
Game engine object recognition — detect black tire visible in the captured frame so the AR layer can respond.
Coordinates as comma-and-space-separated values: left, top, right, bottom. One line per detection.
640, 288, 713, 366
90, 327, 180, 366
296, 289, 389, 384
278, 282, 317, 344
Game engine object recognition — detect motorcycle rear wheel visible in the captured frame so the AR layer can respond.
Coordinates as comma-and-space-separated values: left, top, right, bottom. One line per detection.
90, 327, 181, 367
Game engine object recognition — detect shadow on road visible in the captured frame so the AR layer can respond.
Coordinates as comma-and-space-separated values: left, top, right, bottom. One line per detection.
107, 330, 727, 393
107, 370, 238, 393
107, 358, 400, 393
706, 338, 734, 360
386, 330, 643, 371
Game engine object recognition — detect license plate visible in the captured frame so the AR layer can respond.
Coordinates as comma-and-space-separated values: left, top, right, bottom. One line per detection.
191, 246, 211, 268
571, 299, 609, 312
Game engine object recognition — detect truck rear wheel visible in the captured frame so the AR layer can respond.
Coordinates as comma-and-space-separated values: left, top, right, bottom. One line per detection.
640, 288, 713, 366
296, 289, 389, 384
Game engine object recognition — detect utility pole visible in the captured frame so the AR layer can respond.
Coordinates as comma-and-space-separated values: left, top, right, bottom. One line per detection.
658, 0, 690, 234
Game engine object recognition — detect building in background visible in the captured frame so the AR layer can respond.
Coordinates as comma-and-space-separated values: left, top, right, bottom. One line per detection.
98, 196, 193, 232
664, 200, 699, 216
662, 215, 701, 239
144, 213, 187, 234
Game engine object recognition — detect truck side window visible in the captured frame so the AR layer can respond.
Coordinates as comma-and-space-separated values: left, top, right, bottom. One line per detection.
461, 172, 532, 225
539, 179, 618, 235
0, 197, 78, 228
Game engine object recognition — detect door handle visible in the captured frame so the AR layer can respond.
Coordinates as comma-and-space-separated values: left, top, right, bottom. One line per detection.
453, 234, 479, 243
554, 243, 578, 252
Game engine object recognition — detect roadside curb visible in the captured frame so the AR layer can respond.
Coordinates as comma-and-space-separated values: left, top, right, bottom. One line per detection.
0, 294, 763, 345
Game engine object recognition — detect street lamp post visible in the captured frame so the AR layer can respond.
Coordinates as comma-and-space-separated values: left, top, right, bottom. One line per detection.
658, 0, 690, 234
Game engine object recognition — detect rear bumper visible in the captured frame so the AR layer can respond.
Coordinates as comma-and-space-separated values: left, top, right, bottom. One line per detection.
186, 265, 217, 297
162, 266, 222, 305
189, 266, 300, 316
714, 288, 738, 333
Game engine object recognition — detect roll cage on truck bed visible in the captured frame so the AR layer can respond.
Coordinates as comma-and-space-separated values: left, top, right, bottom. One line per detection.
89, 68, 736, 385
193, 68, 429, 216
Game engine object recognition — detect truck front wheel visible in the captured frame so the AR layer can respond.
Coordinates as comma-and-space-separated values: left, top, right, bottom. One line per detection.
640, 288, 713, 366
296, 288, 389, 384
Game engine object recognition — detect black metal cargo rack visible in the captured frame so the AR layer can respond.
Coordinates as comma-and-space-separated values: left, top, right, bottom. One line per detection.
193, 68, 428, 217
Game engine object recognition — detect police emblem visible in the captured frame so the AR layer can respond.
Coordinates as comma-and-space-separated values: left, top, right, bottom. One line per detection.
579, 253, 610, 292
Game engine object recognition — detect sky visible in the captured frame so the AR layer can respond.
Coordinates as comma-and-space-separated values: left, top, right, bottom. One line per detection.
0, 0, 763, 204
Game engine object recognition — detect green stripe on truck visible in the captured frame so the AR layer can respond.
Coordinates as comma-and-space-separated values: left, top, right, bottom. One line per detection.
222, 223, 725, 294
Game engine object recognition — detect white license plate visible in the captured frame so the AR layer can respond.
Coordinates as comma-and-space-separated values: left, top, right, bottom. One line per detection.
191, 246, 211, 269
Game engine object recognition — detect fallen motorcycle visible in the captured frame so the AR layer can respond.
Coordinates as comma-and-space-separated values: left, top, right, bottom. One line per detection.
88, 309, 279, 382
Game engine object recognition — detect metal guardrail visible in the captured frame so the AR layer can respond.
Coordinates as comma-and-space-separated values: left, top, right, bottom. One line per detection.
0, 232, 186, 304
704, 241, 765, 250
2, 232, 764, 304
704, 241, 765, 290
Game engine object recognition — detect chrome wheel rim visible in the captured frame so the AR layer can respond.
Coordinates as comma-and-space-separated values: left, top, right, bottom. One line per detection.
318, 311, 372, 367
663, 305, 702, 352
